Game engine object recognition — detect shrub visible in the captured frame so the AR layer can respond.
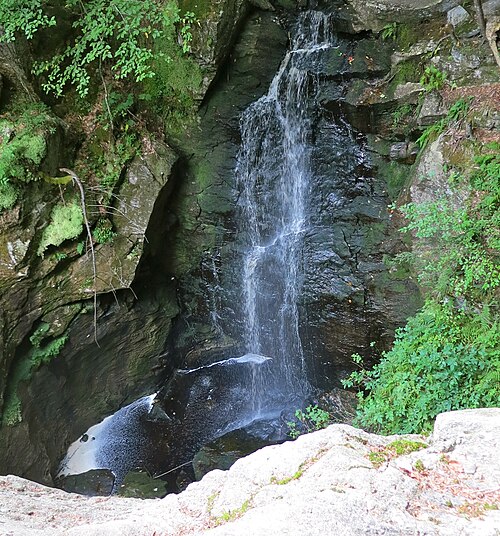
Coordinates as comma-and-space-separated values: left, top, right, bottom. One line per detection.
419, 65, 447, 92
344, 144, 500, 434
287, 405, 331, 439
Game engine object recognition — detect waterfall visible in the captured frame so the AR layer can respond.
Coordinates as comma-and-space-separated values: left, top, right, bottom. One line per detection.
55, 12, 342, 495
236, 11, 336, 416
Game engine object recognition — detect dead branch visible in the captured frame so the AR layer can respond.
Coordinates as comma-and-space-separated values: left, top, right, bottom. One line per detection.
60, 167, 100, 346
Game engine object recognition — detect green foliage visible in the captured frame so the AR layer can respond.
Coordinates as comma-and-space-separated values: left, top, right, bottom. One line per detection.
100, 91, 135, 127
345, 144, 500, 434
0, 0, 55, 42
37, 201, 84, 256
52, 252, 68, 262
392, 103, 413, 128
419, 65, 447, 92
416, 119, 446, 149
179, 11, 197, 53
92, 218, 116, 244
287, 405, 331, 439
368, 451, 387, 467
380, 22, 397, 41
11, 0, 199, 99
140, 27, 202, 131
416, 98, 472, 149
32, 0, 179, 97
346, 301, 500, 434
30, 334, 68, 369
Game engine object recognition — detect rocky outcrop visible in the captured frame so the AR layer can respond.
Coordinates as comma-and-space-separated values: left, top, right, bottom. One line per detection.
334, 0, 461, 33
0, 408, 499, 535
0, 131, 181, 480
2, 0, 498, 494
0, 0, 256, 484
159, 10, 422, 393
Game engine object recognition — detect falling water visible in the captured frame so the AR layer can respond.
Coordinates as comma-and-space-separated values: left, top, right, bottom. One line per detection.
236, 12, 336, 415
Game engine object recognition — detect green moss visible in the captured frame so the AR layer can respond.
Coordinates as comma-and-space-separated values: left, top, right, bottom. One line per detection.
0, 181, 19, 211
37, 201, 84, 256
368, 439, 427, 467
2, 327, 68, 426
396, 23, 419, 51
214, 499, 251, 525
30, 335, 68, 368
387, 439, 427, 456
393, 59, 423, 86
362, 222, 387, 249
368, 451, 386, 467
377, 160, 411, 200
0, 103, 55, 212
178, 0, 212, 19
29, 322, 50, 347
141, 26, 202, 135
77, 129, 138, 199
270, 469, 304, 485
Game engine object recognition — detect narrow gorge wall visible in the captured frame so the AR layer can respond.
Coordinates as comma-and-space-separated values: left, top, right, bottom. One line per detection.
5, 0, 494, 489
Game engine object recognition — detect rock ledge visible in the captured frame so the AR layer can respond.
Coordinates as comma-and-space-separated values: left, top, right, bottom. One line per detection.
1, 408, 499, 535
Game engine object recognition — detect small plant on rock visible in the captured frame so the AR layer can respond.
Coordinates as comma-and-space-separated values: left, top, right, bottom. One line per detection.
420, 65, 447, 91
368, 439, 427, 468
287, 405, 331, 439
380, 22, 398, 41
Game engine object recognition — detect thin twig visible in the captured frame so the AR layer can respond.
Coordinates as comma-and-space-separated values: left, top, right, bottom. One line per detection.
99, 61, 113, 134
153, 460, 193, 479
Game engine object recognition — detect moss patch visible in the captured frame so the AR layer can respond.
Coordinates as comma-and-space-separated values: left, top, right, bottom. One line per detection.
37, 201, 84, 256
2, 328, 68, 426
368, 439, 427, 467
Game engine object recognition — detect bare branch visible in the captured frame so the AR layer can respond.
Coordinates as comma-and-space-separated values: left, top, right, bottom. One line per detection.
60, 167, 100, 346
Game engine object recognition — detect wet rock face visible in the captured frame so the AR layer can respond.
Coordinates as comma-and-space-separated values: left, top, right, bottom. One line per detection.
163, 23, 420, 389
301, 103, 419, 387
0, 143, 179, 485
158, 9, 290, 363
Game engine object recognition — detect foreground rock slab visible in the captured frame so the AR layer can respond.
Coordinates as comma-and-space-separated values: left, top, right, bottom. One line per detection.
1, 408, 499, 535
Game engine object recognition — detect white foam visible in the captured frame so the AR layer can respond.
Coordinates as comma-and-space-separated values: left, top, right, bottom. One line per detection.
56, 394, 156, 480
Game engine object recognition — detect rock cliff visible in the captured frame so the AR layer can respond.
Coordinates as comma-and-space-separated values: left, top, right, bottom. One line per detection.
0, 0, 498, 496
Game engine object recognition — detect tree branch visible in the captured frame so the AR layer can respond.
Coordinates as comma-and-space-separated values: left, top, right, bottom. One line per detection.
60, 167, 100, 346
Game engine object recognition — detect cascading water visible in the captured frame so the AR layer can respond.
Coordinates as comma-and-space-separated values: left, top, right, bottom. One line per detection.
235, 11, 335, 416
55, 11, 346, 496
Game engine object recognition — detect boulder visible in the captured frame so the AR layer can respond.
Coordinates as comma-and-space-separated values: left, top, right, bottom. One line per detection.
417, 91, 447, 126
